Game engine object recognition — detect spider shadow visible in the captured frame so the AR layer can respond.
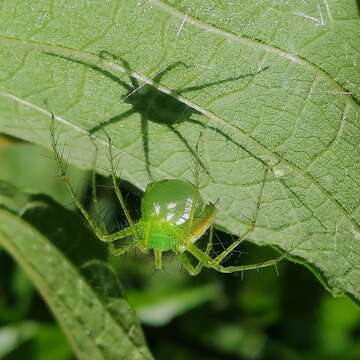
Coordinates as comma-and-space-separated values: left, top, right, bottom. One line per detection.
44, 51, 269, 180
43, 52, 326, 231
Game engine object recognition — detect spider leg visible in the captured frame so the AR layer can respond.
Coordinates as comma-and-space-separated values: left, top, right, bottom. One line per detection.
218, 254, 287, 273
50, 115, 138, 248
89, 137, 106, 232
178, 223, 215, 276
186, 241, 288, 274
177, 252, 202, 276
108, 241, 134, 256
183, 132, 203, 242
101, 127, 141, 244
50, 114, 106, 240
181, 130, 216, 249
193, 224, 214, 273
183, 168, 289, 274
213, 167, 269, 265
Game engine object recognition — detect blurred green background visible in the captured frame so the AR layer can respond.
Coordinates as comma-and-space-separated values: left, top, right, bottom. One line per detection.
0, 136, 359, 360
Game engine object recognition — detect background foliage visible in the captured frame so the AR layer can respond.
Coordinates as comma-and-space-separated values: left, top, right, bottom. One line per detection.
0, 140, 359, 359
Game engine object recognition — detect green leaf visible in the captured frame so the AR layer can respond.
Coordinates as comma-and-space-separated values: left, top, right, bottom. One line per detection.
318, 296, 360, 354
0, 202, 154, 360
0, 142, 88, 206
128, 283, 221, 326
0, 322, 72, 360
0, 322, 37, 359
0, 1, 359, 302
199, 323, 267, 359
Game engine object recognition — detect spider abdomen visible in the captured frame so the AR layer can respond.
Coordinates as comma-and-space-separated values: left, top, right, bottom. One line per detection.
141, 179, 205, 227
139, 179, 206, 251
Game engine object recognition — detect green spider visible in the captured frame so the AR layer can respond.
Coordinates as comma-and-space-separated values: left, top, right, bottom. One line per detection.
50, 117, 286, 275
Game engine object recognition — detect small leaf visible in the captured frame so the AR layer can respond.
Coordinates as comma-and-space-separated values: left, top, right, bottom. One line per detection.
128, 283, 221, 326
0, 322, 72, 360
0, 203, 153, 360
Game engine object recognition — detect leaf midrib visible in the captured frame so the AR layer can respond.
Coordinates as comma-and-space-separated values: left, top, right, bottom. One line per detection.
0, 34, 358, 232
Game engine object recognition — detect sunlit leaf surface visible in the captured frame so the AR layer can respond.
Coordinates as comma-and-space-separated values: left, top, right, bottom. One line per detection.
0, 1, 359, 302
